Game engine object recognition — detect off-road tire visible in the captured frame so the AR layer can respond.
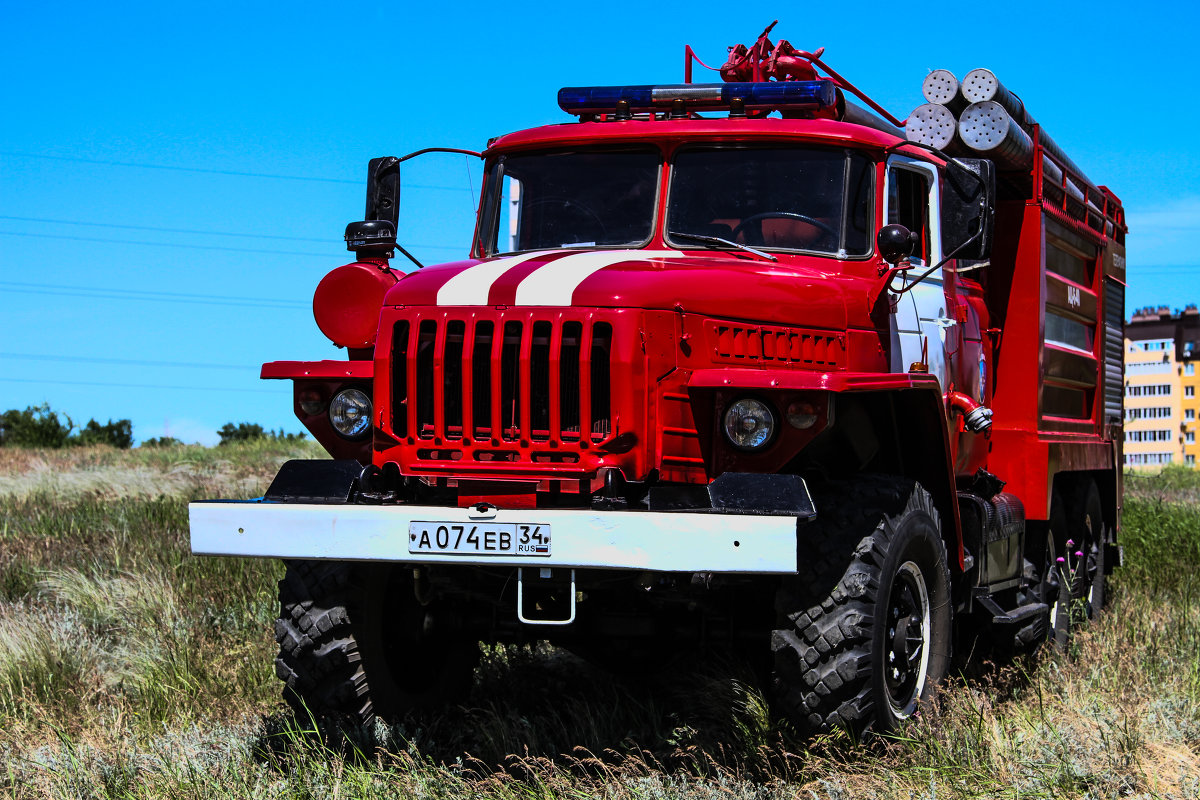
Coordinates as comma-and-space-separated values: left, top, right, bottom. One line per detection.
772, 476, 952, 736
275, 560, 478, 723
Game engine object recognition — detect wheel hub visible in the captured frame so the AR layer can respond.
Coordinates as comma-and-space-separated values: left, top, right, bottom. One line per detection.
885, 561, 931, 716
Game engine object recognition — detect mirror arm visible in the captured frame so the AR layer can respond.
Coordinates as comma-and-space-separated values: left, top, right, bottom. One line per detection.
888, 225, 983, 296
394, 242, 425, 270
883, 140, 989, 196
396, 147, 483, 163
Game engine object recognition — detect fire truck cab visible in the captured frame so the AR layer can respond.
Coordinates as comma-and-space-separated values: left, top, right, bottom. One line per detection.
190, 35, 1126, 736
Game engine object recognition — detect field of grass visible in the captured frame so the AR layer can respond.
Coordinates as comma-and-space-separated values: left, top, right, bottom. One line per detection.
0, 446, 1197, 798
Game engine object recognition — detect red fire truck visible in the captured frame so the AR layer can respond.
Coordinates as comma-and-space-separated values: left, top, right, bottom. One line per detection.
190, 28, 1127, 735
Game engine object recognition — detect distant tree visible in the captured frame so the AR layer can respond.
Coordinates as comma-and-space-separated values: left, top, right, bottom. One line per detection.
218, 422, 266, 445
270, 428, 308, 443
73, 419, 134, 449
0, 404, 135, 449
140, 436, 184, 448
0, 404, 74, 448
218, 422, 306, 446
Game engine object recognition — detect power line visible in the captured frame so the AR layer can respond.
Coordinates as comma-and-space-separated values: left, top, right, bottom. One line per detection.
0, 150, 472, 191
0, 286, 304, 309
0, 227, 466, 254
0, 377, 280, 394
0, 280, 308, 309
0, 352, 258, 371
0, 214, 330, 243
0, 230, 336, 258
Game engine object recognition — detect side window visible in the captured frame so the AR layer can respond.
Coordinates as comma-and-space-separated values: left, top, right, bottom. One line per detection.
887, 167, 931, 263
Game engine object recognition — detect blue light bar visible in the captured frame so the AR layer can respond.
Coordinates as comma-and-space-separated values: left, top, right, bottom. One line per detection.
557, 81, 837, 115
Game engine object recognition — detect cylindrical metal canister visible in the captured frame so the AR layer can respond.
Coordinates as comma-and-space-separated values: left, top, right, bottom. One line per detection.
905, 103, 963, 154
922, 69, 967, 114
957, 101, 1034, 171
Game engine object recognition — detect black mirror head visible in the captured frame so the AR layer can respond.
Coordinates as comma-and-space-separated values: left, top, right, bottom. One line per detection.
877, 224, 917, 264
345, 219, 397, 258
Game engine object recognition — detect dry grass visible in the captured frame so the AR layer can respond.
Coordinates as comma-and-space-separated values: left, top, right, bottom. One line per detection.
0, 439, 323, 502
0, 446, 1197, 799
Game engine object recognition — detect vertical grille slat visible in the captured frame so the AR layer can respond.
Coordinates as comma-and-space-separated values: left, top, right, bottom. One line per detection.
518, 322, 534, 441
500, 321, 523, 441
590, 322, 613, 441
461, 319, 476, 441
548, 323, 563, 441
530, 321, 552, 441
432, 321, 447, 438
406, 321, 421, 439
490, 322, 505, 441
443, 320, 465, 438
579, 322, 594, 443
390, 321, 410, 437
415, 320, 437, 439
472, 321, 495, 441
560, 321, 582, 439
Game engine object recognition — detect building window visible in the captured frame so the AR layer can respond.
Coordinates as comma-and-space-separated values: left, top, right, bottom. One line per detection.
1125, 452, 1175, 465
1189, 455, 1196, 467
1188, 364, 1196, 376
1188, 409, 1196, 421
1188, 432, 1196, 445
1126, 429, 1174, 442
1189, 387, 1196, 398
1126, 384, 1173, 397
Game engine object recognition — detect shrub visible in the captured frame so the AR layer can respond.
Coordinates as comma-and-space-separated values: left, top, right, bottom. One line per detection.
217, 423, 266, 445
218, 423, 306, 446
73, 419, 133, 449
0, 404, 74, 448
0, 404, 134, 449
139, 436, 184, 448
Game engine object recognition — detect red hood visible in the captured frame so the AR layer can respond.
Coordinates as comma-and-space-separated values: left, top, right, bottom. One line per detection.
384, 249, 871, 330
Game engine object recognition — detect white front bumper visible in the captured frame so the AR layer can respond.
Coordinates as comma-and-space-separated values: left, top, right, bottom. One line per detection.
188, 500, 800, 574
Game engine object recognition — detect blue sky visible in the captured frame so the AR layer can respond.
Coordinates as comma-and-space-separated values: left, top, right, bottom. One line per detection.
1, 1, 1195, 444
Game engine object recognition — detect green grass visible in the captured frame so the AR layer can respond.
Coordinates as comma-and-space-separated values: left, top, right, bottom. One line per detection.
0, 446, 1197, 798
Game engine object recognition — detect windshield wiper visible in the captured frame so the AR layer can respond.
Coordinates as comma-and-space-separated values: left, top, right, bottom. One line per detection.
668, 231, 778, 263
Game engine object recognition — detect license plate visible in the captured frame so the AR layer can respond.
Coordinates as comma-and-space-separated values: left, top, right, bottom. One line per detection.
408, 521, 551, 557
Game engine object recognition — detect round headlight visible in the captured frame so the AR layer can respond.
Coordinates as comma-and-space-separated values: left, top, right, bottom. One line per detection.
329, 388, 372, 439
722, 398, 776, 451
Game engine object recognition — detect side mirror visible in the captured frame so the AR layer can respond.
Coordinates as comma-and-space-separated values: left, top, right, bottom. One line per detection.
344, 156, 402, 260
942, 158, 995, 261
877, 224, 917, 264
365, 156, 400, 226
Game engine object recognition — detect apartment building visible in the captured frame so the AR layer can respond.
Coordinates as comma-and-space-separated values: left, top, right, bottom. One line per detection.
1124, 305, 1200, 469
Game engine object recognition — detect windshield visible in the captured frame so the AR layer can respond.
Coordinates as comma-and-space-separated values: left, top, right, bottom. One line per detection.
666, 147, 874, 257
479, 148, 660, 256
